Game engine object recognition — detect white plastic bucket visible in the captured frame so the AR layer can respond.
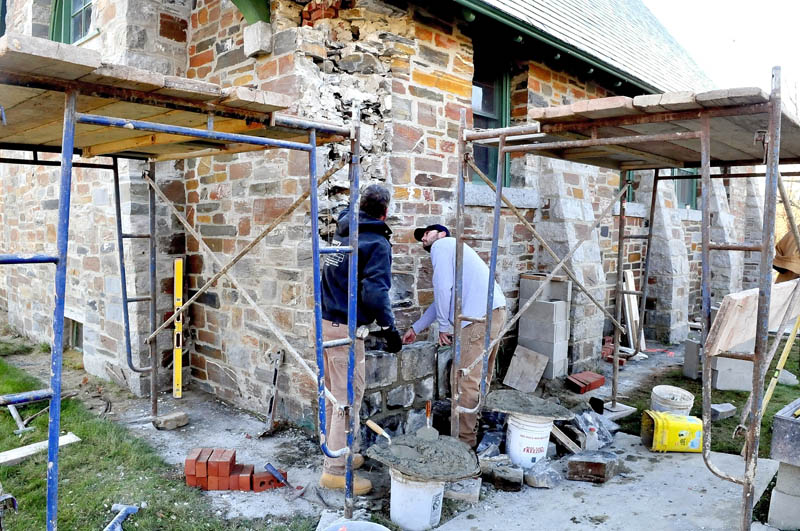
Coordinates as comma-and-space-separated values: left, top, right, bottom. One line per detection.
650, 385, 695, 415
389, 468, 445, 531
506, 413, 553, 469
322, 522, 390, 531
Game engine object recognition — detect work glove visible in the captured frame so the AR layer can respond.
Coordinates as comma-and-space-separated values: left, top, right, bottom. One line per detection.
373, 326, 403, 353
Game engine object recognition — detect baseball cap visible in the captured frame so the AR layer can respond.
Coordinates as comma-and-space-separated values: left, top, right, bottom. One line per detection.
413, 224, 450, 241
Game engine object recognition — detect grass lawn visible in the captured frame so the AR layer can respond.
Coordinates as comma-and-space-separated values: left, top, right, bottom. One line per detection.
0, 346, 317, 530
614, 336, 800, 522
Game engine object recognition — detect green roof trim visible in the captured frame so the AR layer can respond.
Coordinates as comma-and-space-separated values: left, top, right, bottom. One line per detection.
453, 0, 660, 93
231, 0, 270, 24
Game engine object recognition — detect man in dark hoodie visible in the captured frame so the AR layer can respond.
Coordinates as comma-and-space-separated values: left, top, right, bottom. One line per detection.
319, 183, 401, 495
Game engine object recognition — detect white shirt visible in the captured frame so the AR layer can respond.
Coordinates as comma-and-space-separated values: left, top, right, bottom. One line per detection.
412, 237, 506, 334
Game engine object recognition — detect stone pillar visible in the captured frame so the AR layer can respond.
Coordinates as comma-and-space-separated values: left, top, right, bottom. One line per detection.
637, 172, 689, 343
532, 157, 605, 370
708, 178, 743, 304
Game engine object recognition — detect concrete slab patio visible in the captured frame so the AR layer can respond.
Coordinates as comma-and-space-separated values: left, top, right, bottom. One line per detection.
438, 432, 778, 531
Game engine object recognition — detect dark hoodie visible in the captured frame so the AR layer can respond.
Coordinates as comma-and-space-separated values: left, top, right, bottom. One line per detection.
321, 209, 394, 327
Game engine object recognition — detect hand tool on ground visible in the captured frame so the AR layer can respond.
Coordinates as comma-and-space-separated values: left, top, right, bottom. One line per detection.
0, 481, 17, 531
258, 349, 284, 438
7, 405, 34, 436
365, 419, 391, 445
416, 400, 438, 441
102, 503, 138, 531
263, 462, 307, 499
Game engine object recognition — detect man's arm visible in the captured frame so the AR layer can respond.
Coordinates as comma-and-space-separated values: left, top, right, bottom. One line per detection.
411, 304, 436, 334
359, 241, 394, 328
431, 242, 454, 334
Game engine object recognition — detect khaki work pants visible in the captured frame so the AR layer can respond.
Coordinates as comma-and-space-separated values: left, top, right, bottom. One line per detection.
322, 319, 366, 475
453, 307, 506, 448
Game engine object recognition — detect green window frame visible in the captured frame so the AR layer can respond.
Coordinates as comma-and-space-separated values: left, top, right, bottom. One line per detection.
50, 0, 93, 44
673, 168, 699, 209
0, 0, 6, 37
470, 68, 511, 186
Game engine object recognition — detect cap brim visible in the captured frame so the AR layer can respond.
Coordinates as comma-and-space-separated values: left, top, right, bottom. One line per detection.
413, 228, 426, 241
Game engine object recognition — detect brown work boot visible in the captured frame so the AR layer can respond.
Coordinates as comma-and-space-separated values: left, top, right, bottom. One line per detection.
319, 471, 372, 495
352, 453, 364, 470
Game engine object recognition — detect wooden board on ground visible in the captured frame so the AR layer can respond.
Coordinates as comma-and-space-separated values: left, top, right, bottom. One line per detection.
0, 432, 81, 466
623, 270, 646, 351
550, 425, 580, 454
705, 279, 800, 358
503, 345, 548, 393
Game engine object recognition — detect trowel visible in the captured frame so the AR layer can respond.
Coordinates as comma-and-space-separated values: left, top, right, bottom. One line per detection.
416, 401, 439, 441
366, 419, 392, 445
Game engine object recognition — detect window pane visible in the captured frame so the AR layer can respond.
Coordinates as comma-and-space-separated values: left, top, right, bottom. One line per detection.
472, 80, 496, 116
82, 5, 91, 37
71, 13, 81, 42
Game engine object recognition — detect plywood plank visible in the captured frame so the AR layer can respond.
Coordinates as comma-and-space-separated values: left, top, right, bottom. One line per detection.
503, 345, 548, 393
574, 96, 642, 120
0, 432, 81, 466
0, 33, 100, 80
623, 270, 646, 351
705, 279, 800, 358
0, 84, 46, 109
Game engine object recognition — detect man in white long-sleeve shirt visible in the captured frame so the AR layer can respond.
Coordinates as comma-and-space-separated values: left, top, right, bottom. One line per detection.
402, 224, 506, 447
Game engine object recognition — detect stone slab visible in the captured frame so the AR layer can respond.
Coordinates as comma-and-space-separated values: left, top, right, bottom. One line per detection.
711, 403, 737, 421
444, 477, 482, 502
438, 433, 779, 531
602, 402, 637, 421
711, 357, 754, 392
243, 21, 273, 57
503, 345, 548, 393
771, 397, 800, 466
683, 339, 702, 380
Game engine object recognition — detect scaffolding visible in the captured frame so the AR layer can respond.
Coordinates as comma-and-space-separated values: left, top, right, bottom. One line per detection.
0, 34, 363, 527
455, 68, 799, 530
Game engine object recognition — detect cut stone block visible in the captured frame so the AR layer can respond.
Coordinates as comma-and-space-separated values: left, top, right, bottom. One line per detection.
775, 462, 800, 497
518, 299, 568, 322
517, 336, 568, 360
520, 275, 573, 302
444, 477, 482, 502
768, 488, 800, 530
711, 357, 753, 392
711, 403, 737, 421
154, 411, 189, 430
566, 451, 619, 483
503, 345, 548, 393
518, 319, 570, 343
683, 339, 702, 380
778, 369, 798, 386
243, 21, 273, 57
771, 397, 800, 467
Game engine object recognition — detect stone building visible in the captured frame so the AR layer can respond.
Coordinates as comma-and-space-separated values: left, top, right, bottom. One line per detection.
0, 0, 765, 433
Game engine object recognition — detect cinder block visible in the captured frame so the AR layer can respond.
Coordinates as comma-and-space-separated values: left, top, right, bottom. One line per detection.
711, 403, 736, 421
683, 340, 702, 380
543, 356, 568, 379
520, 275, 572, 302
776, 462, 800, 497
518, 319, 570, 343
519, 298, 568, 322
711, 357, 753, 391
238, 464, 254, 491
195, 448, 213, 477
768, 488, 800, 530
517, 336, 568, 360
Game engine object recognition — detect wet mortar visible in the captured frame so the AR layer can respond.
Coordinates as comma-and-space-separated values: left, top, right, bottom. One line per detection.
484, 389, 574, 420
366, 434, 479, 482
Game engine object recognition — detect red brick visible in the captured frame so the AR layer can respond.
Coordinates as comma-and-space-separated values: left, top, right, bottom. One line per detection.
253, 197, 293, 224
160, 13, 188, 43
207, 448, 226, 477
195, 448, 213, 477
238, 464, 254, 491
197, 476, 208, 490
190, 49, 214, 68
186, 474, 198, 487
220, 449, 236, 476
252, 469, 286, 492
185, 447, 203, 476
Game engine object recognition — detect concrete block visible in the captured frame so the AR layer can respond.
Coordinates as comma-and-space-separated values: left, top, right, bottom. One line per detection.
711, 403, 737, 421
711, 357, 753, 392
518, 299, 568, 322
768, 488, 800, 530
518, 319, 570, 343
779, 369, 799, 386
776, 462, 800, 497
683, 339, 702, 380
243, 21, 273, 57
520, 275, 573, 302
154, 411, 189, 430
517, 336, 568, 360
566, 451, 619, 483
772, 397, 800, 467
444, 477, 482, 502
543, 356, 568, 379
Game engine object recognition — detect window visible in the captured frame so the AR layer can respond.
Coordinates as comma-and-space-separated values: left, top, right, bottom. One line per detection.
673, 168, 699, 209
470, 50, 511, 186
50, 0, 92, 44
0, 0, 6, 37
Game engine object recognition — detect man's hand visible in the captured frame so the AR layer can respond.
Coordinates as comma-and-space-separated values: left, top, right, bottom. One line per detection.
402, 328, 417, 345
438, 332, 452, 346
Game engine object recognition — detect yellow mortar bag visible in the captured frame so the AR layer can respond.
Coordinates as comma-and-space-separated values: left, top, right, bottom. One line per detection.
641, 410, 703, 453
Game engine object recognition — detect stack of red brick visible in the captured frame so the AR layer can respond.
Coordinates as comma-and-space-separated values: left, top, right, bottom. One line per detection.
600, 336, 626, 367
566, 371, 606, 394
184, 448, 287, 492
